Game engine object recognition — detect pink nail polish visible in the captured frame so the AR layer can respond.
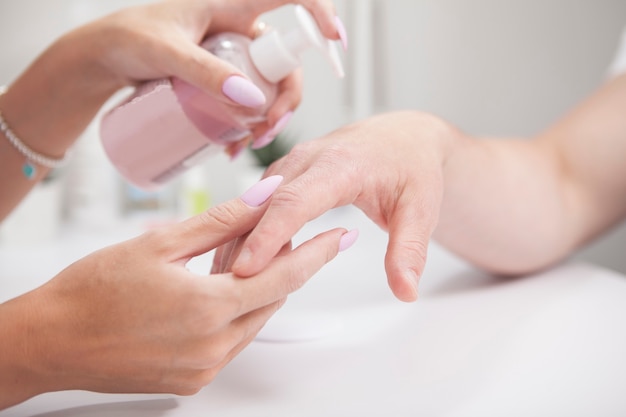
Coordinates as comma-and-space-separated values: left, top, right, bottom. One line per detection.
252, 111, 293, 149
100, 6, 344, 191
272, 111, 294, 134
240, 175, 283, 207
252, 130, 276, 150
339, 229, 359, 252
334, 16, 348, 51
222, 76, 267, 108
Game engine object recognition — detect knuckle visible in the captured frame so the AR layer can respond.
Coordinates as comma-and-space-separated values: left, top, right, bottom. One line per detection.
271, 183, 308, 209
318, 145, 359, 183
286, 141, 316, 164
319, 142, 352, 162
203, 203, 241, 230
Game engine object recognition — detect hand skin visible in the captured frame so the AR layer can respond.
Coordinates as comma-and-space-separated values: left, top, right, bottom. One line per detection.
0, 0, 343, 221
231, 73, 626, 302
0, 0, 346, 409
0, 185, 351, 410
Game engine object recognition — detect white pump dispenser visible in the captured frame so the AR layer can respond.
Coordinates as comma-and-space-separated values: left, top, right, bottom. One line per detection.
250, 5, 344, 83
100, 5, 344, 190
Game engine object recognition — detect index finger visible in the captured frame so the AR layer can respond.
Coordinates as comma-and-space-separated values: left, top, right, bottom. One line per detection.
148, 175, 284, 261
231, 155, 360, 277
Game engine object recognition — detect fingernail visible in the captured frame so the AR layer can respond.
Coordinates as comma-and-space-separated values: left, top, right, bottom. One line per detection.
252, 111, 293, 150
240, 175, 283, 207
251, 130, 276, 150
335, 16, 348, 51
272, 111, 293, 134
222, 75, 266, 108
339, 229, 359, 252
405, 269, 420, 294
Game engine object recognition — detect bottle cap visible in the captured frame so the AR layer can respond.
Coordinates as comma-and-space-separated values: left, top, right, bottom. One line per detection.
249, 5, 345, 83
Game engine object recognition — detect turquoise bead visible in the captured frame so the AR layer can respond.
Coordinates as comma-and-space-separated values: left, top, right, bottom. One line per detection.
22, 162, 36, 179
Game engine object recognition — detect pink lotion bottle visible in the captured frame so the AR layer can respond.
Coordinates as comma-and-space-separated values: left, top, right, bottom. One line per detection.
100, 6, 344, 190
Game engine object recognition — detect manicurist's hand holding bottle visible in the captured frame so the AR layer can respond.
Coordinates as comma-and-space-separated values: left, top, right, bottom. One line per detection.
100, 3, 346, 189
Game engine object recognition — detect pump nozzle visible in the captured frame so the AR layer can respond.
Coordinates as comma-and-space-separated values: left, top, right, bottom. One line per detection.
249, 5, 345, 83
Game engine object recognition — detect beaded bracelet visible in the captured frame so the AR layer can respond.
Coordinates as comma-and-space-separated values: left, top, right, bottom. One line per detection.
0, 86, 69, 179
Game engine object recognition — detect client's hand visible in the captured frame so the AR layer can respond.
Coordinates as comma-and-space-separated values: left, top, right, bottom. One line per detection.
230, 112, 460, 302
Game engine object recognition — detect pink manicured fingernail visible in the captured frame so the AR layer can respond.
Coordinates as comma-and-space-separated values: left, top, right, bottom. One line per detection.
240, 175, 283, 207
335, 16, 348, 51
339, 229, 359, 252
252, 111, 293, 149
251, 130, 276, 150
272, 111, 293, 133
222, 76, 266, 108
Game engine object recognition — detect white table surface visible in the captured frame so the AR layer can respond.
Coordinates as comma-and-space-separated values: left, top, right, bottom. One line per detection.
1, 207, 626, 417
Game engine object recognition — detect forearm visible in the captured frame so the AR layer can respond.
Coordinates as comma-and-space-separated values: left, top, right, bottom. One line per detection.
435, 135, 572, 274
0, 292, 54, 409
0, 27, 122, 221
435, 74, 626, 274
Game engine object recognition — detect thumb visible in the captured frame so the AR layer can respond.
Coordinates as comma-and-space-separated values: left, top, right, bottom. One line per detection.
168, 43, 267, 109
384, 193, 439, 303
158, 176, 284, 262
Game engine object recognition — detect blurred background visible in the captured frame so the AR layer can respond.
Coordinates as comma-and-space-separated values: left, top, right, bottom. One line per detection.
0, 0, 624, 273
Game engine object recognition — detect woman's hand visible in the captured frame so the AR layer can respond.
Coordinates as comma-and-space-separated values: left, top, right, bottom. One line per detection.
0, 0, 345, 221
229, 112, 460, 302
85, 0, 345, 151
0, 176, 355, 409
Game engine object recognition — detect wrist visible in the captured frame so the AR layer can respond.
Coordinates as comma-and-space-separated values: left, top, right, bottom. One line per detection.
0, 292, 56, 409
396, 110, 464, 167
0, 31, 122, 158
48, 27, 125, 109
60, 23, 127, 96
